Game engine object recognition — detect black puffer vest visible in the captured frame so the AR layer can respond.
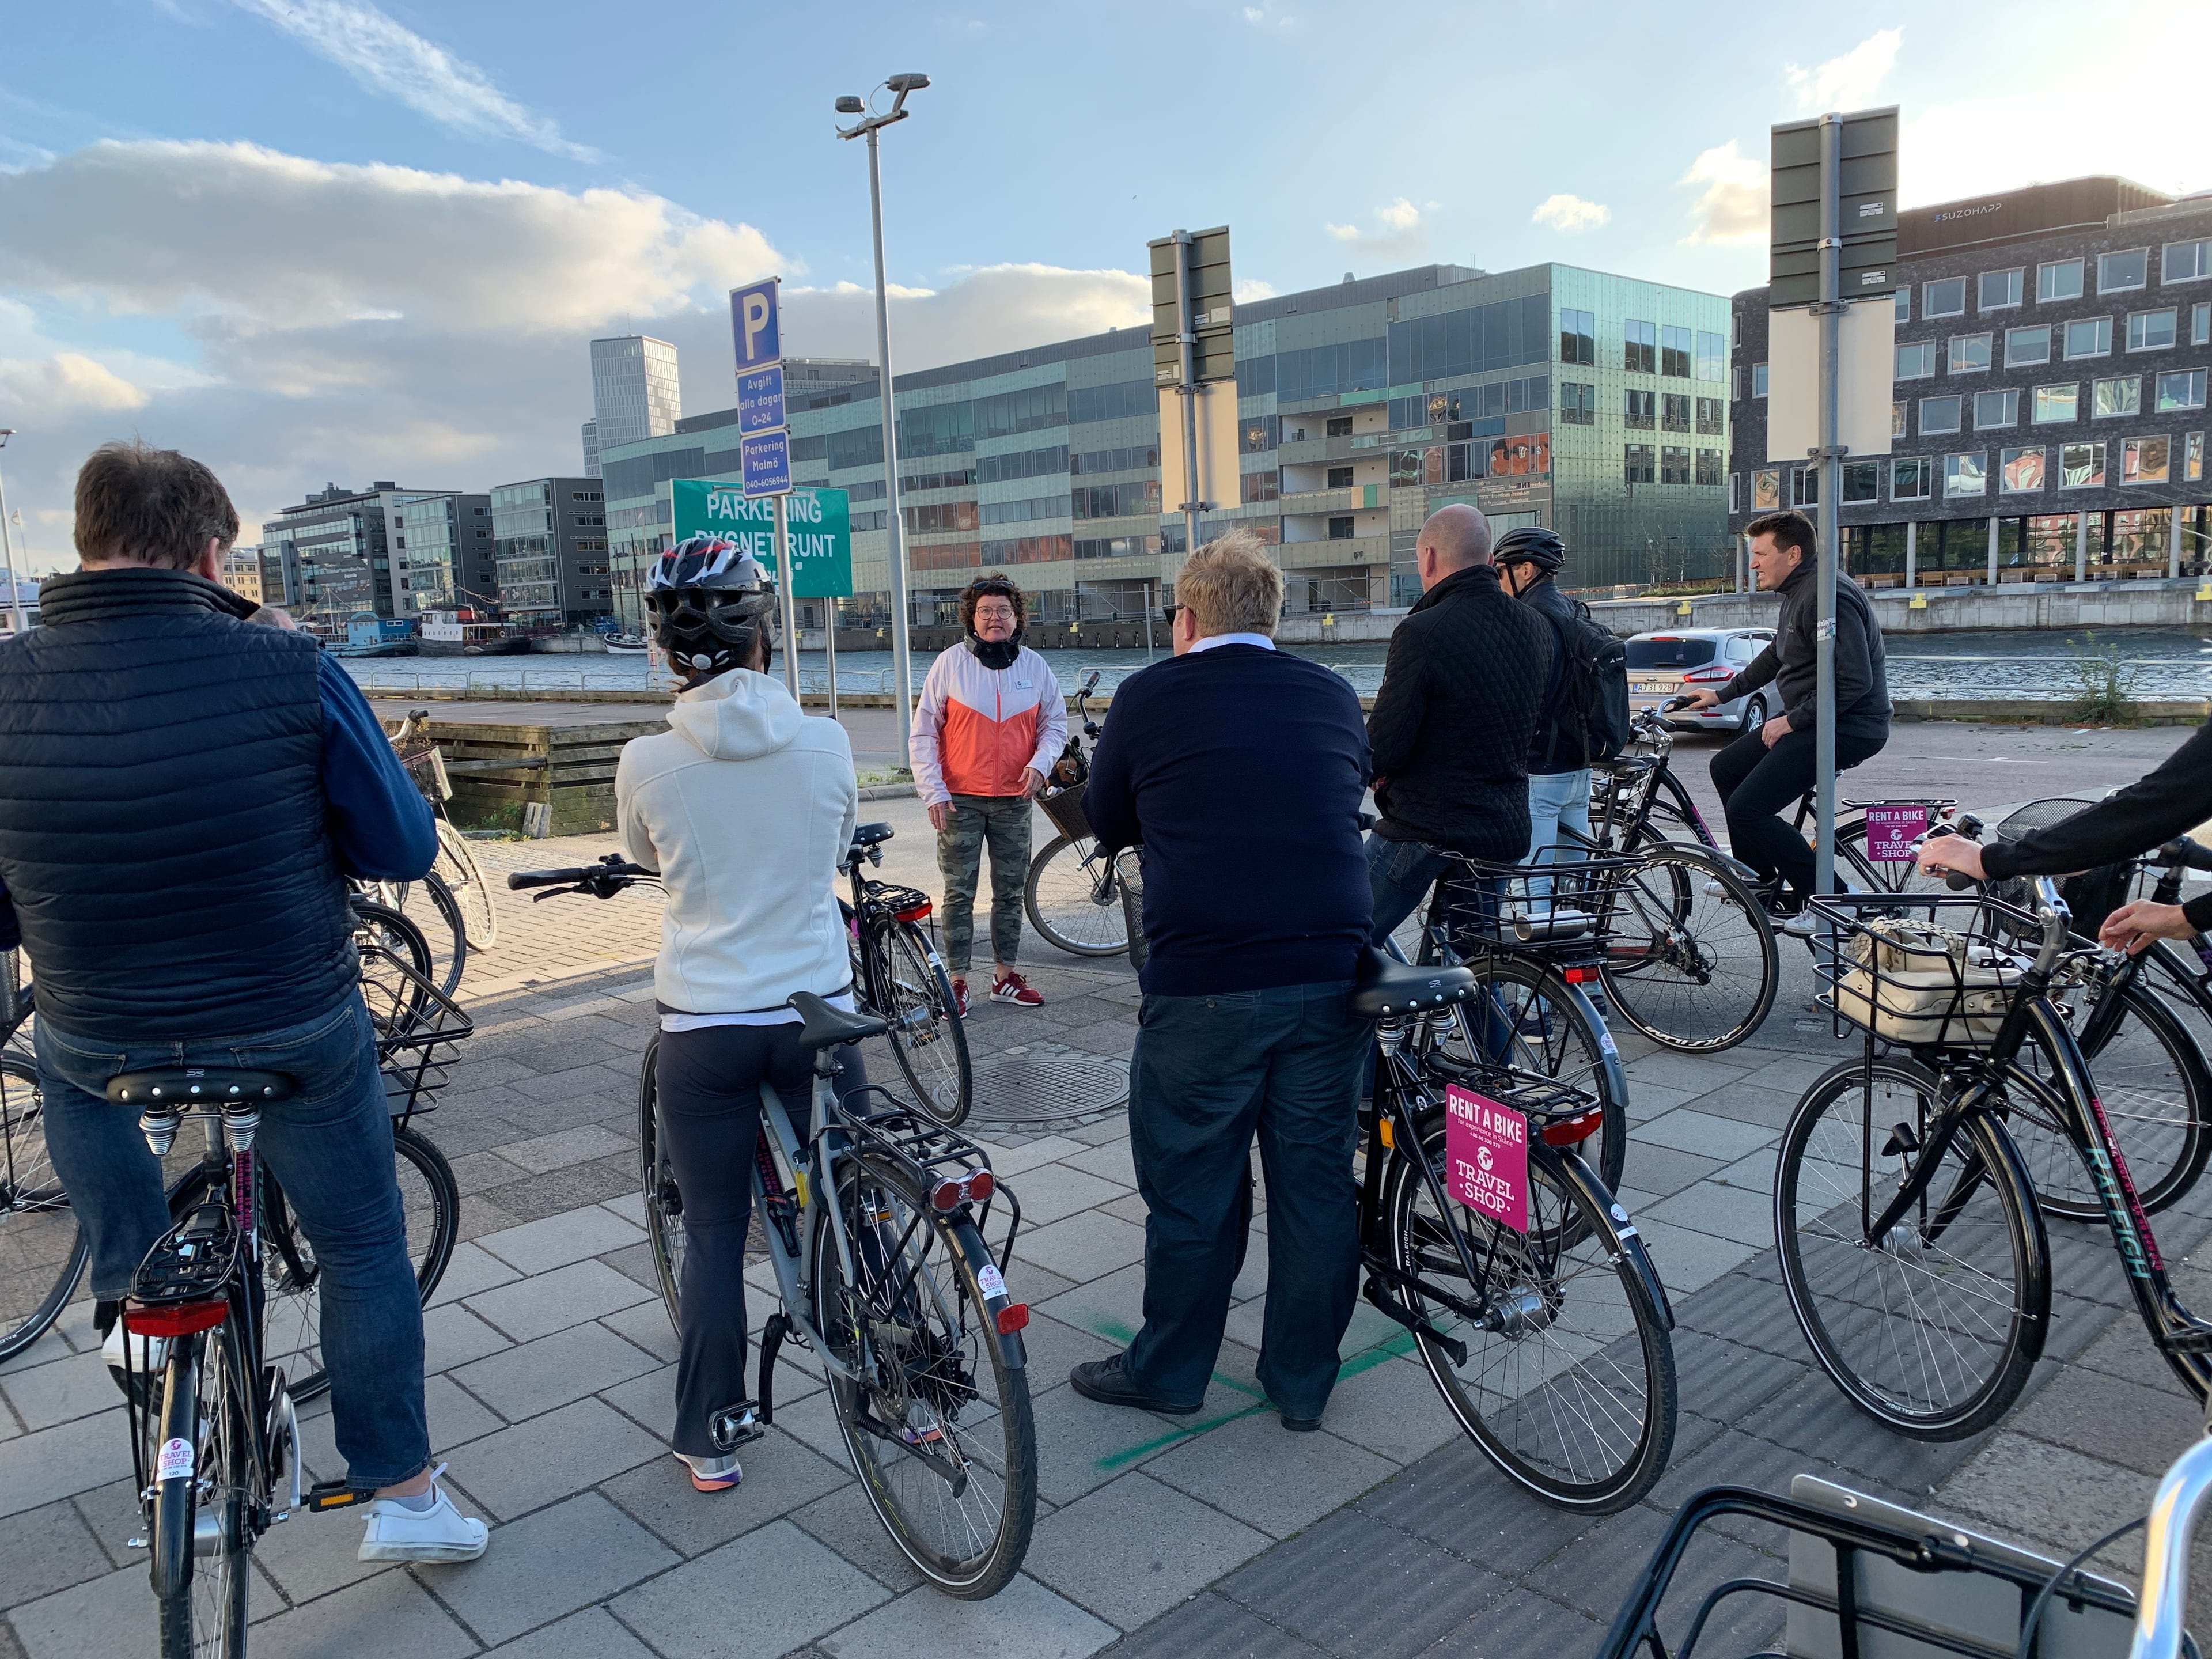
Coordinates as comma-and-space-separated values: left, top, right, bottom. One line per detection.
0, 569, 357, 1041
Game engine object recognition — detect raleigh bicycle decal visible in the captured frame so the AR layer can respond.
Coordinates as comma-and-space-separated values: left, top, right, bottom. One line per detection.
1445, 1084, 1529, 1234
977, 1264, 1006, 1298
157, 1437, 194, 1482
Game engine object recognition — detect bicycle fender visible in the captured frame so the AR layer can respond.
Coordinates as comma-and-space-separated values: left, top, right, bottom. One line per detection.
1547, 1147, 1673, 1332
1559, 979, 1631, 1116
947, 1218, 1027, 1370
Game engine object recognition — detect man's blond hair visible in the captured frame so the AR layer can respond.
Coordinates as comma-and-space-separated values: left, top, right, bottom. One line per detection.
1177, 531, 1284, 638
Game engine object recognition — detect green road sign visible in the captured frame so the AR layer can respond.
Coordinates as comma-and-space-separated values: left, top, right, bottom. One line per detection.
672, 479, 852, 597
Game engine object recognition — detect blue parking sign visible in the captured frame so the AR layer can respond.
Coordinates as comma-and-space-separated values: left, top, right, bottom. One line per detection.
738, 363, 786, 435
730, 280, 781, 369
740, 430, 791, 498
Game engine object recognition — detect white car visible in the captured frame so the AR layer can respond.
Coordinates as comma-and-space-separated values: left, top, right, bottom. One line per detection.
1624, 627, 1778, 734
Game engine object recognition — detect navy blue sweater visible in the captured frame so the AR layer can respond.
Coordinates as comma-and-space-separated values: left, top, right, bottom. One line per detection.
1084, 643, 1373, 996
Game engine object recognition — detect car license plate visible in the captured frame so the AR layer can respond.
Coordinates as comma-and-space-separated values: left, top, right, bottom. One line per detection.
1633, 681, 1666, 695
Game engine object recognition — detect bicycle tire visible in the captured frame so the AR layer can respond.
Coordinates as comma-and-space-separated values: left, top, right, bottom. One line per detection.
435, 818, 499, 951
176, 1123, 457, 1405
1775, 1056, 2048, 1438
1598, 843, 1779, 1054
638, 1035, 684, 1334
1023, 834, 1128, 957
812, 1149, 1036, 1597
0, 1054, 88, 1362
150, 1323, 251, 1658
875, 920, 973, 1127
372, 869, 468, 998
1382, 1107, 1676, 1512
352, 899, 434, 1037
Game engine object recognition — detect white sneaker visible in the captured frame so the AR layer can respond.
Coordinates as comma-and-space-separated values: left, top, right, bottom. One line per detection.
101, 1318, 169, 1378
357, 1467, 489, 1563
1780, 911, 1819, 938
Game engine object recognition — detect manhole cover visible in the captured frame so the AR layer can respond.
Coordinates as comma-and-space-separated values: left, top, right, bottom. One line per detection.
968, 1052, 1128, 1129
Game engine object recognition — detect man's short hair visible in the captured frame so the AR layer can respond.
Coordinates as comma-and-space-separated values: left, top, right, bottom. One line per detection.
958, 572, 1025, 634
1418, 503, 1493, 570
74, 442, 239, 570
1177, 531, 1284, 638
1746, 509, 1816, 560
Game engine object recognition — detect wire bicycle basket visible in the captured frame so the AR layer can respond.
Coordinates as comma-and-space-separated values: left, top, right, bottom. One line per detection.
1425, 850, 1645, 969
1037, 781, 1093, 843
361, 943, 475, 1124
1806, 892, 2038, 1050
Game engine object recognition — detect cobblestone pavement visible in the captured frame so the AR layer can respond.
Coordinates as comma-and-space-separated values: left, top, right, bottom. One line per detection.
6, 722, 2210, 1658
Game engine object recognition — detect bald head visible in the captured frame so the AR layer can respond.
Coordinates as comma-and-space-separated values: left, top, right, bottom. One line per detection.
1415, 503, 1493, 592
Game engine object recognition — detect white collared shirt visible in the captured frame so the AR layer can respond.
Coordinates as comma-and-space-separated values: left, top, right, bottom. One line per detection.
1187, 632, 1277, 653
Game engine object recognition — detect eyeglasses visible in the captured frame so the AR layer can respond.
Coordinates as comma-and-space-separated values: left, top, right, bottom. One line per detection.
973, 603, 1018, 619
1161, 604, 1181, 624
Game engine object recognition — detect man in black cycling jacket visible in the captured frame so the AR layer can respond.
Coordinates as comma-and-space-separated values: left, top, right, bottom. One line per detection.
1921, 714, 2212, 952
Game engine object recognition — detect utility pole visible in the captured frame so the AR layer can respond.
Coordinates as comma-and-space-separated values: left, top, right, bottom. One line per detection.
1812, 113, 1843, 902
0, 431, 25, 637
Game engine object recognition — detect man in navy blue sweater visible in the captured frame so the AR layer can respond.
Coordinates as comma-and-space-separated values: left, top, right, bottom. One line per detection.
1074, 532, 1374, 1431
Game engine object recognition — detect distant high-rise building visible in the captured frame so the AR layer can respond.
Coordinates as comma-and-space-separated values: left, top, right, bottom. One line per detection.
259, 480, 457, 634
581, 418, 601, 479
589, 335, 681, 452
397, 493, 496, 615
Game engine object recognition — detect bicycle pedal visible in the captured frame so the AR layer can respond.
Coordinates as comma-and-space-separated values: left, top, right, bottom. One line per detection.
304, 1481, 373, 1512
710, 1400, 766, 1453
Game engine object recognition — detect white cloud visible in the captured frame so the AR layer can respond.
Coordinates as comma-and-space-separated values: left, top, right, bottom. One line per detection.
1531, 194, 1611, 234
1785, 28, 1902, 113
0, 351, 148, 413
1677, 139, 1767, 246
1240, 3, 1294, 25
1324, 198, 1432, 263
230, 0, 596, 160
1233, 278, 1277, 304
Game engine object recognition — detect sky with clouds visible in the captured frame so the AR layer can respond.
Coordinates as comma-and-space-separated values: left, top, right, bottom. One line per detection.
1, 0, 2205, 572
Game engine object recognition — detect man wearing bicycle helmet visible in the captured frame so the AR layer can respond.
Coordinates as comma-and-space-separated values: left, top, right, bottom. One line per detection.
1495, 527, 1591, 891
618, 535, 863, 1493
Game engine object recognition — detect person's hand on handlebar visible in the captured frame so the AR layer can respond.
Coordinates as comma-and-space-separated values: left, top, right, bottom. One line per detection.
2099, 899, 2198, 955
1917, 834, 1987, 884
1680, 687, 1721, 711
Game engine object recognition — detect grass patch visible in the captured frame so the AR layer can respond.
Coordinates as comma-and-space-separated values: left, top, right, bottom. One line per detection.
2065, 630, 2141, 724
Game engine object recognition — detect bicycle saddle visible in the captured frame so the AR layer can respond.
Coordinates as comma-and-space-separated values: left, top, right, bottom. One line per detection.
106, 1069, 295, 1108
787, 992, 890, 1050
1349, 947, 1476, 1020
852, 823, 895, 848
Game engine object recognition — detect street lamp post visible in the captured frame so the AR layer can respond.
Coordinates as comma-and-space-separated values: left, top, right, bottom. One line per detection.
835, 74, 928, 763
0, 431, 26, 637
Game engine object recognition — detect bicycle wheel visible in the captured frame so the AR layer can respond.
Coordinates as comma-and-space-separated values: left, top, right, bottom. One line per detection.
1023, 835, 1128, 957
1598, 844, 1778, 1053
352, 899, 433, 1037
2002, 982, 2212, 1219
812, 1150, 1036, 1597
1775, 1058, 2048, 1438
372, 870, 468, 998
150, 1323, 251, 1659
874, 921, 972, 1127
1382, 1108, 1676, 1512
638, 1036, 683, 1333
199, 1124, 456, 1406
435, 817, 499, 950
0, 1055, 88, 1362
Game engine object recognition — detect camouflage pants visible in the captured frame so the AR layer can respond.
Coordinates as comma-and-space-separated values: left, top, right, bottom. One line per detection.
936, 794, 1032, 974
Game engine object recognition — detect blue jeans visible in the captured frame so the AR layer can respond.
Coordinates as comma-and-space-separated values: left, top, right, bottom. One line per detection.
36, 997, 430, 1491
1366, 835, 1453, 946
1123, 980, 1370, 1417
1525, 768, 1593, 905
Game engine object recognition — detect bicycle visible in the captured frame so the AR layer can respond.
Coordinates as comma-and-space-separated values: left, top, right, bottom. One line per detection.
843, 825, 973, 1126
1025, 671, 1130, 958
1353, 946, 1677, 1511
1774, 874, 2212, 1439
388, 709, 499, 953
509, 854, 1038, 1597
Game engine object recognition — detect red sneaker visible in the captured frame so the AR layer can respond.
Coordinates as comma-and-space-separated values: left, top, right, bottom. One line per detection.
990, 971, 1044, 1007
950, 979, 969, 1017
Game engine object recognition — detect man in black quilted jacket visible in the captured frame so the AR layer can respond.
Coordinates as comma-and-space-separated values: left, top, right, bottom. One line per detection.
1365, 503, 1556, 938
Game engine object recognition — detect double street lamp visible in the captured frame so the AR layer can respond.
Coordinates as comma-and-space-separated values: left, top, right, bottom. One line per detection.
835, 73, 927, 760
0, 430, 26, 637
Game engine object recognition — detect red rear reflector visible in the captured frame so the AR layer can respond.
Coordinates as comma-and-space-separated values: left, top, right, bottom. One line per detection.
929, 1179, 964, 1211
963, 1168, 994, 1205
995, 1303, 1029, 1334
123, 1298, 228, 1337
895, 902, 932, 923
1562, 967, 1596, 983
1540, 1109, 1603, 1147
930, 1169, 995, 1211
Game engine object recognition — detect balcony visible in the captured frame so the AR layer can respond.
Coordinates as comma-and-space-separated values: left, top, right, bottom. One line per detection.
1275, 433, 1361, 466
1278, 486, 1384, 518
1279, 534, 1389, 569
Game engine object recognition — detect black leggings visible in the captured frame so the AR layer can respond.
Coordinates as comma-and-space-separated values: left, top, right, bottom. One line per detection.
653, 1023, 867, 1457
1709, 724, 1885, 900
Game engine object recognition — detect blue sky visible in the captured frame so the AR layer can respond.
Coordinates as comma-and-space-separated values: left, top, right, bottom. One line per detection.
0, 0, 2203, 570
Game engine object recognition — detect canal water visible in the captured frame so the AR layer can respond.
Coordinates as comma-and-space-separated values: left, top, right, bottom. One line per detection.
344, 627, 2212, 703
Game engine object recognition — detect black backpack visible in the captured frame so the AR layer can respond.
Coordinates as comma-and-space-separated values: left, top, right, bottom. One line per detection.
1541, 601, 1633, 766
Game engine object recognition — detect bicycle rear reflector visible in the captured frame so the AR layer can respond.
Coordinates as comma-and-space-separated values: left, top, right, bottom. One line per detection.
995, 1303, 1030, 1335
1562, 967, 1598, 983
930, 1169, 994, 1211
894, 900, 932, 922
123, 1298, 229, 1338
1540, 1108, 1604, 1147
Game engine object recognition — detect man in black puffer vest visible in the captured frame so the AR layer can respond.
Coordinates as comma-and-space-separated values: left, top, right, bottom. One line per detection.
0, 443, 490, 1563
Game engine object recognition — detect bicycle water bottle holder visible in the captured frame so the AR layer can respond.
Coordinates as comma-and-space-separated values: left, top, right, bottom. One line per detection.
127, 1199, 240, 1309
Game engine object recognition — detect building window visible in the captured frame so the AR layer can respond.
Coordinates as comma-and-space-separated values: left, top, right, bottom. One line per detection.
2093, 375, 2141, 419
1919, 394, 1964, 435
1752, 468, 1782, 509
2196, 302, 2212, 346
1841, 461, 1880, 503
1925, 277, 1967, 319
1729, 472, 1740, 510
2124, 435, 2171, 485
2165, 240, 2212, 283
1559, 308, 1596, 365
1695, 396, 1724, 435
1327, 516, 1355, 540
2060, 441, 2106, 488
1696, 331, 1726, 380
2033, 382, 2079, 423
1949, 333, 1993, 374
1696, 448, 1725, 486
1326, 415, 1353, 437
1623, 444, 1656, 484
1660, 446, 1692, 484
1625, 389, 1656, 429
2188, 432, 2206, 482
1895, 287, 1912, 324
1979, 269, 2023, 311
1792, 465, 1819, 507
1325, 465, 1354, 489
1624, 319, 1657, 374
1661, 325, 1692, 378
1560, 381, 1597, 424
1892, 399, 1907, 438
1945, 453, 1987, 498
1896, 341, 1936, 380
2099, 248, 2150, 293
2038, 259, 2085, 302
1752, 362, 1770, 397
2001, 447, 2046, 493
2127, 309, 2178, 351
2063, 316, 2112, 358
2157, 368, 2207, 411
1891, 457, 1931, 501
1975, 389, 2019, 429
1661, 393, 1691, 431
2006, 325, 2052, 366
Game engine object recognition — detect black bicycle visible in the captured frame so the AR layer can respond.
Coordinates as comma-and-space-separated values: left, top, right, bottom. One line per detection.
1025, 671, 1128, 958
843, 825, 972, 1126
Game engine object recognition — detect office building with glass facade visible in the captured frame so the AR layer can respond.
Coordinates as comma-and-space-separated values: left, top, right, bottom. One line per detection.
259, 481, 457, 634
599, 263, 1731, 630
395, 493, 494, 614
1729, 176, 2212, 584
589, 335, 682, 451
491, 476, 609, 626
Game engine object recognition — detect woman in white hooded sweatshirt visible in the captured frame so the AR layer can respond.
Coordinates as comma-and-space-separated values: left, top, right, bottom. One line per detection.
614, 536, 861, 1493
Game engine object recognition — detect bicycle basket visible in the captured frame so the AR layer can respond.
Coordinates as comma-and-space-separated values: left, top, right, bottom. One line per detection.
1990, 797, 2132, 939
361, 944, 474, 1121
399, 744, 452, 803
1115, 845, 1148, 972
1429, 853, 1634, 965
1811, 894, 2031, 1048
1039, 781, 1093, 843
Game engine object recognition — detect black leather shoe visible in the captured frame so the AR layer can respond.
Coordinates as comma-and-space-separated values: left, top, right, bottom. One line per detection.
1069, 1355, 1203, 1416
1279, 1412, 1323, 1433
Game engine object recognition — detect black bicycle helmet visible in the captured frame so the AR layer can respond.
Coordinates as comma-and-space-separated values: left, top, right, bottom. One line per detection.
645, 533, 778, 679
1493, 527, 1566, 575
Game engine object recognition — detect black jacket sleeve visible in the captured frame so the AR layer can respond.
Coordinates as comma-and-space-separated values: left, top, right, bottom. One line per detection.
1084, 680, 1143, 859
1981, 715, 2212, 881
1721, 643, 1779, 707
1365, 620, 1429, 781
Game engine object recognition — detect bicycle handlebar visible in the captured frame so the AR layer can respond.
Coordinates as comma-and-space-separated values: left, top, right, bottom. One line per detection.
507, 855, 653, 893
2158, 836, 2212, 873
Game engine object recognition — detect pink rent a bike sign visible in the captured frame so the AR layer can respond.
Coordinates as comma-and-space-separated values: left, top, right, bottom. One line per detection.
1445, 1084, 1529, 1234
1862, 803, 1931, 862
